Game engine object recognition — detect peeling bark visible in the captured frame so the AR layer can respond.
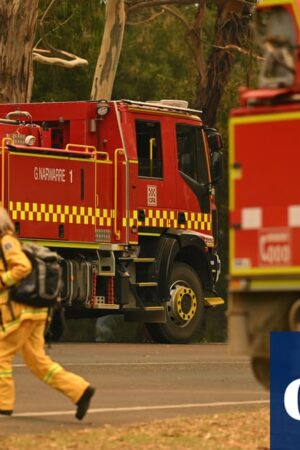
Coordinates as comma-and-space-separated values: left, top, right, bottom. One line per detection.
0, 0, 39, 103
91, 0, 126, 100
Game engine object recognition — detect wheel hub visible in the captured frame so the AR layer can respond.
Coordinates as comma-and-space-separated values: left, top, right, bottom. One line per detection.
170, 286, 197, 322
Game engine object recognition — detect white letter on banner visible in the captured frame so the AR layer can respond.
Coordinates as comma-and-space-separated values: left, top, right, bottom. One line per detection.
284, 379, 300, 420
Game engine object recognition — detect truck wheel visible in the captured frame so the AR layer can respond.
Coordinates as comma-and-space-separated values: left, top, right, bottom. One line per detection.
146, 262, 204, 343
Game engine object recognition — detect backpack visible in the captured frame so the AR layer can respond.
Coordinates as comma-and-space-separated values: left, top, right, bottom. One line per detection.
4, 242, 63, 307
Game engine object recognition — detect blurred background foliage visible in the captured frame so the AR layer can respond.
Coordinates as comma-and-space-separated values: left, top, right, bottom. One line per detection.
34, 0, 259, 342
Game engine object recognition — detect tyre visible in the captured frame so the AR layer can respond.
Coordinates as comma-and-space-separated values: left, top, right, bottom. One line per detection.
146, 262, 204, 343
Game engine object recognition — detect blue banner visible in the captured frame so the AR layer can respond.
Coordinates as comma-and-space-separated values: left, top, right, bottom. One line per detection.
271, 332, 300, 449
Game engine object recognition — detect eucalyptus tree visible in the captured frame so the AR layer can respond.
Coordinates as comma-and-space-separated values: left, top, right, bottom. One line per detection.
194, 0, 258, 126
0, 0, 39, 102
91, 0, 126, 100
0, 0, 258, 124
0, 0, 89, 103
92, 0, 258, 126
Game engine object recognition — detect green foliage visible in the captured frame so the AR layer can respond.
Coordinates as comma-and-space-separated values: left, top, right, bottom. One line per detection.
33, 0, 105, 101
113, 12, 197, 103
33, 3, 258, 114
33, 4, 201, 104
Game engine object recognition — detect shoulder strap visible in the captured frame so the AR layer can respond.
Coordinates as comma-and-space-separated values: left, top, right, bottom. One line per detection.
0, 236, 15, 320
0, 241, 7, 270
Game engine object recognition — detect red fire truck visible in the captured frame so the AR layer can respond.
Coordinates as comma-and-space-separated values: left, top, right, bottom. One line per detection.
229, 0, 300, 385
0, 98, 223, 343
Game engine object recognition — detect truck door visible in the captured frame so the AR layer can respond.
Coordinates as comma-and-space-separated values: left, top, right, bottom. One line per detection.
174, 123, 212, 233
125, 114, 178, 242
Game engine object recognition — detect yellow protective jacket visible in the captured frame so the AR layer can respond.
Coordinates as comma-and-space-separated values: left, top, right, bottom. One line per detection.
0, 232, 48, 338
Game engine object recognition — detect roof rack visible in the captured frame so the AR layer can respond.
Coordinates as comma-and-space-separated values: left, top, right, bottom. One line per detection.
120, 99, 203, 116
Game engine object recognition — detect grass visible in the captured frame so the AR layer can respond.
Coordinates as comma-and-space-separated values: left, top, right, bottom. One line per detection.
0, 407, 269, 450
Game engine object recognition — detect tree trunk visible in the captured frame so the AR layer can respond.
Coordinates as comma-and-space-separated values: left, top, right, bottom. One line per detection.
195, 0, 257, 127
90, 0, 126, 101
187, 2, 206, 83
0, 0, 39, 103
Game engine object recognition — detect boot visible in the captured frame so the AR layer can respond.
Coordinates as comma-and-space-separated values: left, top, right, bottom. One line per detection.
75, 386, 95, 420
0, 410, 13, 416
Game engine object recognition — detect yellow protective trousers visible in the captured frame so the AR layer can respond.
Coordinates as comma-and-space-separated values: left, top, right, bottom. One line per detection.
0, 319, 89, 411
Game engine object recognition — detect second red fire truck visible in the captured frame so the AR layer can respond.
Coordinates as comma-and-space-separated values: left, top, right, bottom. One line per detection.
229, 0, 300, 385
0, 98, 223, 343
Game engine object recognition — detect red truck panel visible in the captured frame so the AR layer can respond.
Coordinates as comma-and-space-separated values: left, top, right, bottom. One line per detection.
229, 109, 300, 275
0, 100, 215, 248
6, 151, 96, 242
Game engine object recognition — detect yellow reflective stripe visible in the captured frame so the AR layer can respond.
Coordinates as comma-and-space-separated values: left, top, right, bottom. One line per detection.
0, 308, 48, 336
8, 150, 97, 163
43, 363, 62, 383
9, 200, 212, 236
127, 210, 212, 232
24, 240, 102, 250
10, 201, 115, 228
0, 369, 12, 378
231, 266, 300, 276
2, 271, 16, 287
259, 1, 300, 32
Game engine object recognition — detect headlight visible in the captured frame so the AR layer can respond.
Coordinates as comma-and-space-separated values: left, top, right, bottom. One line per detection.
96, 100, 110, 117
25, 135, 36, 146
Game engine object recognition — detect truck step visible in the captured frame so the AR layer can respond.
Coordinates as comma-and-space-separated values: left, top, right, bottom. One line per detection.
118, 257, 156, 263
124, 306, 166, 323
204, 297, 224, 307
133, 281, 158, 287
86, 303, 120, 310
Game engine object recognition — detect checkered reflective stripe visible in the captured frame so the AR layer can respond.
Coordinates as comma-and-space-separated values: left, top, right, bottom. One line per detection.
9, 201, 211, 233
9, 201, 113, 227
123, 209, 212, 232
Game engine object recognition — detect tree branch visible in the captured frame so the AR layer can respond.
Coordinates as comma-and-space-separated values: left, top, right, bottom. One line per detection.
127, 0, 198, 13
127, 10, 164, 25
35, 14, 73, 48
162, 5, 190, 30
127, 0, 258, 12
33, 48, 88, 68
161, 3, 207, 81
40, 0, 58, 24
212, 43, 263, 60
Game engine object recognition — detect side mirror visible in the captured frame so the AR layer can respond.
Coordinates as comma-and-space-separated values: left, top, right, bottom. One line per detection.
211, 151, 223, 184
207, 129, 223, 152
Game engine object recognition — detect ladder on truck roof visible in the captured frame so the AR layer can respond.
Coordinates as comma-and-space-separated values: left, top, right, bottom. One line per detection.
121, 99, 203, 116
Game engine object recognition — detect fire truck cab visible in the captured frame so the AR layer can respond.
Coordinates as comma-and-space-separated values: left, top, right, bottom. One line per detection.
0, 99, 223, 343
229, 0, 300, 385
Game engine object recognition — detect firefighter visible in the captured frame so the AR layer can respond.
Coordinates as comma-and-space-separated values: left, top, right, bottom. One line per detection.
0, 207, 95, 419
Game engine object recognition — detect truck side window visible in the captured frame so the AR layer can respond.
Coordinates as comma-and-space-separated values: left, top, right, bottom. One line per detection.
176, 124, 209, 185
135, 120, 163, 178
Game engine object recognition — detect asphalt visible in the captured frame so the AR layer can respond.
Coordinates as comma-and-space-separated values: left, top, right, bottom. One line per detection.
0, 343, 269, 434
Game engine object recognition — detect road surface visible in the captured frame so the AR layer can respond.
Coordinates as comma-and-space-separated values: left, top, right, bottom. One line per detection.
0, 343, 269, 434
